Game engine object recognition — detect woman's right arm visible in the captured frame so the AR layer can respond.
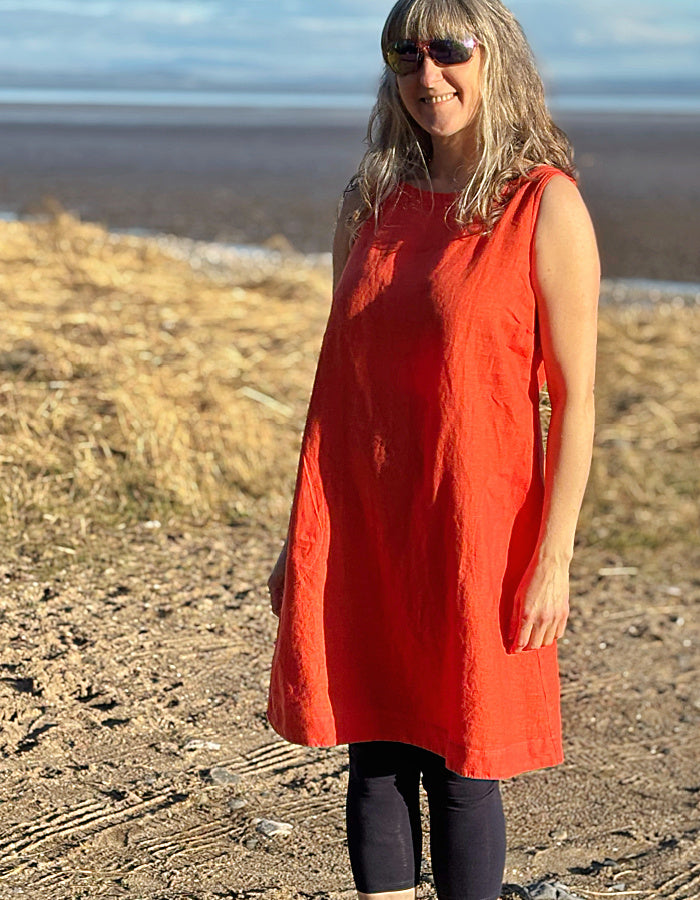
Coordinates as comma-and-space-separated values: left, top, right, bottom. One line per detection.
267, 185, 363, 617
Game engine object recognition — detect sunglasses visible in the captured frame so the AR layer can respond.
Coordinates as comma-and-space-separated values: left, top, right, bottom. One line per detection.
383, 36, 479, 76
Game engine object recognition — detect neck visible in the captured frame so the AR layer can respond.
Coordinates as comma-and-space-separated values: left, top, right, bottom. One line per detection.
427, 128, 480, 190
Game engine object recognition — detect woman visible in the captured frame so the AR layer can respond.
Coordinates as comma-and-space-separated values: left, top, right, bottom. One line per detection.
267, 0, 599, 898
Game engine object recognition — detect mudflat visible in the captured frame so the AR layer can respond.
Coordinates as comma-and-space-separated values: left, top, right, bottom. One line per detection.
0, 108, 698, 281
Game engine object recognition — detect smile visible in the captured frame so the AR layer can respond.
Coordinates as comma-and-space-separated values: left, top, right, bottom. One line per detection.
421, 93, 457, 104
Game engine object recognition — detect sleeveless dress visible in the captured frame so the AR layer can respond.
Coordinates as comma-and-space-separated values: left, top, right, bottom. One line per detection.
267, 164, 574, 779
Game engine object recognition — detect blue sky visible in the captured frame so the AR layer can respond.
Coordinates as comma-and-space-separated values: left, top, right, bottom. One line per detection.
0, 0, 697, 94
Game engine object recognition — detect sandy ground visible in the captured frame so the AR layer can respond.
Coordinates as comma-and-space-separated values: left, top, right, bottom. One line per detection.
0, 519, 697, 899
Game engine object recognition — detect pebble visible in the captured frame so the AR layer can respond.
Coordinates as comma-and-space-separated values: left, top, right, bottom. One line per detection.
600, 857, 622, 870
549, 826, 568, 841
597, 566, 638, 576
529, 880, 585, 900
182, 739, 221, 751
209, 766, 241, 785
153, 232, 331, 281
253, 817, 293, 837
227, 797, 247, 812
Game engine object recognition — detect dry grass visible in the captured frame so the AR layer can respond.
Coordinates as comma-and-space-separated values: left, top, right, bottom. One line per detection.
582, 302, 699, 562
0, 205, 697, 570
0, 206, 329, 561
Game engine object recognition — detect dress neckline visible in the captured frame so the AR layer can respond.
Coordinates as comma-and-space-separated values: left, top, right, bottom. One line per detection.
398, 181, 462, 199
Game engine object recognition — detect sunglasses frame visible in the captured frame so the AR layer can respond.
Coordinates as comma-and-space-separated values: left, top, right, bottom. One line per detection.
383, 35, 479, 76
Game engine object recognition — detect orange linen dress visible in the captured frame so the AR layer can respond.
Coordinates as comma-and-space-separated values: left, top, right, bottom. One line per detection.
267, 164, 573, 779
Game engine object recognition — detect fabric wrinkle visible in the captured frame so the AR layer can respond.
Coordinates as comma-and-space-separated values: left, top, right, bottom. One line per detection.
267, 165, 575, 779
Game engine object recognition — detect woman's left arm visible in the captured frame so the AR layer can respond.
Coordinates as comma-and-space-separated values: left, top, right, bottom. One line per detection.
509, 174, 600, 653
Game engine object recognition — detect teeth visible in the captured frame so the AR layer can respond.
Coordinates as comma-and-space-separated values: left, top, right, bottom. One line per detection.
422, 93, 456, 104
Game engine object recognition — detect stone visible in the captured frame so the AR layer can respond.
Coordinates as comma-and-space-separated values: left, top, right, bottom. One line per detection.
209, 766, 241, 785
252, 816, 293, 837
528, 880, 586, 900
182, 738, 221, 751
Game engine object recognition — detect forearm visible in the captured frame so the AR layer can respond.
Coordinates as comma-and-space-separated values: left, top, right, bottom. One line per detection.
535, 392, 595, 565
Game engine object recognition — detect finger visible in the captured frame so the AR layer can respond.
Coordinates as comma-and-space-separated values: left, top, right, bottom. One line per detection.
513, 619, 533, 652
539, 620, 559, 648
525, 619, 549, 650
558, 604, 570, 633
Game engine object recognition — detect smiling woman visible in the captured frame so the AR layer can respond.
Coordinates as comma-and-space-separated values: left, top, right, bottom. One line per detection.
346, 0, 576, 232
266, 1, 599, 898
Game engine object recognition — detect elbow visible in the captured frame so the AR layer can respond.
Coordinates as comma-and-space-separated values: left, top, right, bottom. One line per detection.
548, 383, 596, 415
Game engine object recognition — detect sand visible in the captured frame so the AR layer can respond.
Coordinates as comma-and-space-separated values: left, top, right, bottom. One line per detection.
0, 522, 697, 899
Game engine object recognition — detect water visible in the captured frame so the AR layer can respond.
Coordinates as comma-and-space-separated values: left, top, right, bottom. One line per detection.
0, 0, 697, 116
0, 88, 699, 120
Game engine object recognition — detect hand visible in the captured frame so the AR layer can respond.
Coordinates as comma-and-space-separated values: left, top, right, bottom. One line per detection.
508, 555, 570, 653
267, 541, 288, 618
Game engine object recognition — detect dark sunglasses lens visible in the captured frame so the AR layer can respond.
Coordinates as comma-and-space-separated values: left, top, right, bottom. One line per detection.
385, 37, 476, 74
386, 40, 420, 75
429, 39, 475, 65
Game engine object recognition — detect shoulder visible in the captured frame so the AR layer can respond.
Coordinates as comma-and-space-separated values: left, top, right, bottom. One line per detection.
332, 183, 365, 289
535, 169, 589, 231
337, 182, 364, 220
531, 170, 600, 316
533, 170, 597, 261
334, 184, 364, 243
529, 170, 600, 402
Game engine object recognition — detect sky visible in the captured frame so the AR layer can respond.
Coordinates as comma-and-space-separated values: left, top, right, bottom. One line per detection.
0, 0, 698, 99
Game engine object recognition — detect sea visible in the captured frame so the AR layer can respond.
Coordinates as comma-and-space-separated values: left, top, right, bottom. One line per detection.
0, 0, 698, 118
0, 0, 698, 301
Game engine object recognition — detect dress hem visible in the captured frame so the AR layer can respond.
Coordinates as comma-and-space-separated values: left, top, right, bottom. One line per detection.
267, 698, 564, 780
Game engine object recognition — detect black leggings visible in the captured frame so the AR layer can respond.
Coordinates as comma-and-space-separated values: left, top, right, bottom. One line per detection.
346, 741, 506, 899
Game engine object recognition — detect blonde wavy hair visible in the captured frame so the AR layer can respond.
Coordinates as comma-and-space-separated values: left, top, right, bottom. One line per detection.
343, 0, 576, 240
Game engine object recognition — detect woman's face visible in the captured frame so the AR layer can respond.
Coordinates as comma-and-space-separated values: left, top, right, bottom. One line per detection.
395, 38, 483, 140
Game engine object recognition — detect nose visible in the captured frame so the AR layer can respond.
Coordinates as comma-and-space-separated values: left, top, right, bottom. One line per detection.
418, 54, 445, 88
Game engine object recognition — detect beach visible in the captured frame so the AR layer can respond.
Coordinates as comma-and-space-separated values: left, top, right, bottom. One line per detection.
0, 107, 699, 281
0, 105, 698, 899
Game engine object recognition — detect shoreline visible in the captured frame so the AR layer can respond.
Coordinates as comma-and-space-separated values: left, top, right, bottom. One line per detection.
112, 224, 700, 307
5, 207, 700, 308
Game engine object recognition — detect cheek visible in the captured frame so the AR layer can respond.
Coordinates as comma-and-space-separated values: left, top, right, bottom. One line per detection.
396, 79, 417, 111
